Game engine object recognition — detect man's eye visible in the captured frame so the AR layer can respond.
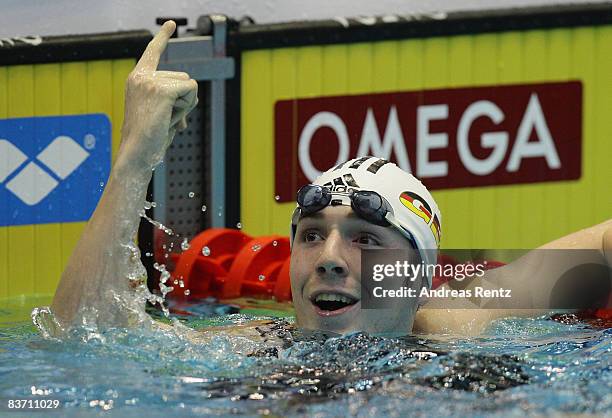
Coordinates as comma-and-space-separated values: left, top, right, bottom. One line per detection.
355, 234, 380, 246
304, 231, 323, 242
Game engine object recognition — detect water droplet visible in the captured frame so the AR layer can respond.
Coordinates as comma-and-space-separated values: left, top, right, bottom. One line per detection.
251, 244, 261, 252
274, 195, 280, 201
181, 238, 190, 251
179, 280, 184, 288
159, 270, 170, 284
144, 201, 152, 210
145, 252, 153, 257
236, 222, 242, 229
258, 274, 265, 281
217, 211, 222, 217
201, 205, 207, 212
173, 279, 178, 285
151, 202, 157, 208
99, 181, 105, 187
159, 282, 174, 297
157, 224, 173, 235
272, 240, 278, 247
140, 209, 174, 235
124, 243, 141, 262
184, 289, 191, 296
202, 246, 210, 256
188, 192, 195, 198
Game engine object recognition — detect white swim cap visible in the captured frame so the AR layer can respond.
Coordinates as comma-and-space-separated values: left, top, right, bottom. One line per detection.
291, 156, 442, 288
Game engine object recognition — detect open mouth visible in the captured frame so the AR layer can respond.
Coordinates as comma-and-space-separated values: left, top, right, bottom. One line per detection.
311, 292, 358, 313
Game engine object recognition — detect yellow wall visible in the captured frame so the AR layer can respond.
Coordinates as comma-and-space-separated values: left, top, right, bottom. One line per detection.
0, 58, 134, 299
240, 27, 612, 249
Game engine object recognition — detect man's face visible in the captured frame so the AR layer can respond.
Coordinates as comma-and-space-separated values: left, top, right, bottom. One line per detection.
290, 205, 421, 336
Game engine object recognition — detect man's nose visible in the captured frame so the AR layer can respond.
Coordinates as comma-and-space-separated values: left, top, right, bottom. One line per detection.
315, 231, 349, 279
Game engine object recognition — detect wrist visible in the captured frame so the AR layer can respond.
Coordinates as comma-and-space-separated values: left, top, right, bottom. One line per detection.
117, 127, 172, 173
105, 156, 154, 212
112, 149, 154, 184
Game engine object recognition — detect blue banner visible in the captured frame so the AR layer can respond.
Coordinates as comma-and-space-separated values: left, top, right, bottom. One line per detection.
0, 114, 111, 226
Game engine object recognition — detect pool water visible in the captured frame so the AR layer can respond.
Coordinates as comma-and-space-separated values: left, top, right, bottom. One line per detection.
1, 296, 610, 417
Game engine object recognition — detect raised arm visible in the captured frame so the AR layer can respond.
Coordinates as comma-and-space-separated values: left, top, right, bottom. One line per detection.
49, 21, 198, 330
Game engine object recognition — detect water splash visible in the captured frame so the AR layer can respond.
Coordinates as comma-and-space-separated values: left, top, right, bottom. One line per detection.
139, 209, 174, 236
152, 262, 173, 316
181, 238, 190, 251
31, 307, 64, 339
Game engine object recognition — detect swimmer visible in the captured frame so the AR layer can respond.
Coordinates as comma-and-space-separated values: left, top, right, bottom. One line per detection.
47, 21, 612, 339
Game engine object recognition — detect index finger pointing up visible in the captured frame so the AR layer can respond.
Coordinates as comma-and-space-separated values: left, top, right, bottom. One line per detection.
134, 20, 176, 73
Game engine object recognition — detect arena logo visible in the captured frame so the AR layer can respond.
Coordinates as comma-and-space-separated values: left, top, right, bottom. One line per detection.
0, 114, 111, 227
0, 136, 90, 205
274, 82, 582, 202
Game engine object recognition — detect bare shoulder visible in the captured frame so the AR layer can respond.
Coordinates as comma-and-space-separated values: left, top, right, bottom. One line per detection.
413, 308, 547, 336
153, 318, 292, 347
200, 319, 278, 340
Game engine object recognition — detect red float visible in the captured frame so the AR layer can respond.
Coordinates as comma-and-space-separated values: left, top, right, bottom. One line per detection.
165, 228, 293, 301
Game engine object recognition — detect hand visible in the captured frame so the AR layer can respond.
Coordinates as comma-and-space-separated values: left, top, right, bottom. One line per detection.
119, 20, 198, 170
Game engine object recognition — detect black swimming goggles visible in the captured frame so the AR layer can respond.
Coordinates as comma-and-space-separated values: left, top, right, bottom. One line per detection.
291, 184, 418, 250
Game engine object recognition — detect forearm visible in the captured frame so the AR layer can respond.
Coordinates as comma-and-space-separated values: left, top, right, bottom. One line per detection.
537, 219, 612, 251
467, 219, 611, 308
50, 153, 152, 328
507, 219, 612, 307
415, 220, 612, 335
